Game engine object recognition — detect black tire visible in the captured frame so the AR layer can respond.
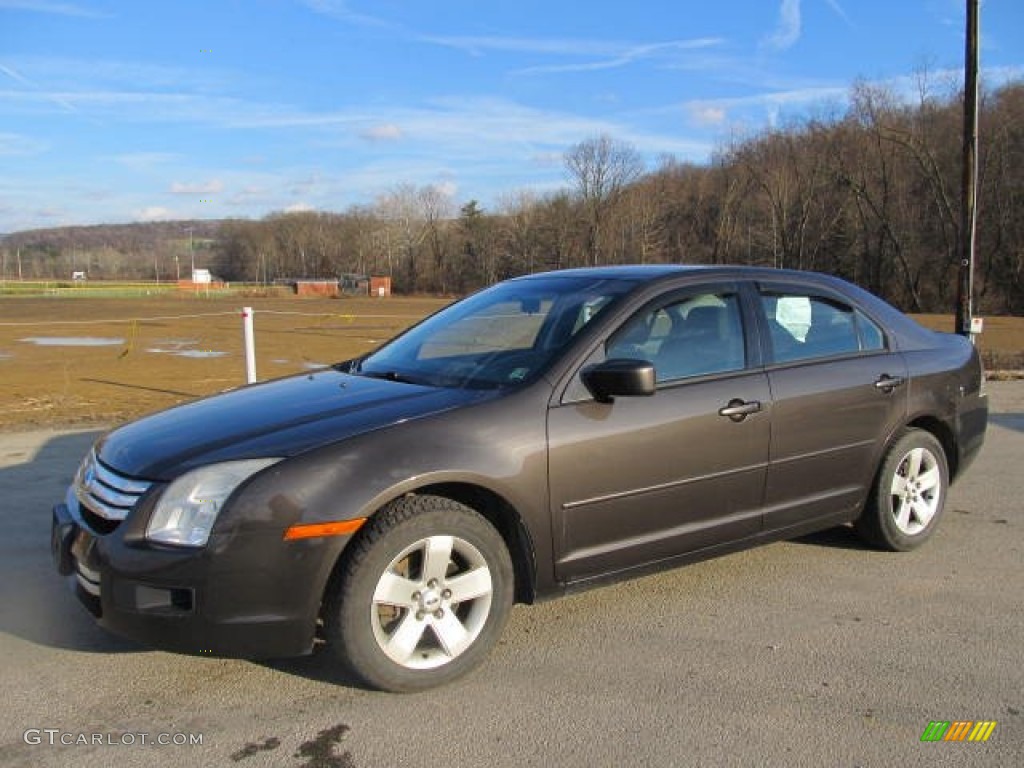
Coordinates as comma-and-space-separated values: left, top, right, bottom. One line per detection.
323, 495, 514, 692
854, 428, 949, 551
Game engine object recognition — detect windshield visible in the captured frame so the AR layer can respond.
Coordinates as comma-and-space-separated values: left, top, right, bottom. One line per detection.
353, 276, 634, 389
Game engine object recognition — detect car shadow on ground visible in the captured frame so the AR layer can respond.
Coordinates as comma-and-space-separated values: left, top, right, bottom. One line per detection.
791, 524, 874, 550
989, 412, 1024, 434
257, 648, 369, 690
0, 429, 143, 654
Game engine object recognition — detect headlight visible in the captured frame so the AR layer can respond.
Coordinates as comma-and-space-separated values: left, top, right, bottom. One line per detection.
146, 458, 281, 547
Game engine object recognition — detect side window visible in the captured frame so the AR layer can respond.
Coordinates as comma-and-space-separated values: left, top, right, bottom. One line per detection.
761, 292, 864, 363
855, 309, 886, 351
607, 292, 746, 383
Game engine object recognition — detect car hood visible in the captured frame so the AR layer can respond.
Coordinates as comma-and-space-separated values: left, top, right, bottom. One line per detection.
96, 369, 487, 480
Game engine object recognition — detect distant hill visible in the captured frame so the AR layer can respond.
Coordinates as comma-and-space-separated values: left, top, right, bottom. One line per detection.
1, 219, 226, 281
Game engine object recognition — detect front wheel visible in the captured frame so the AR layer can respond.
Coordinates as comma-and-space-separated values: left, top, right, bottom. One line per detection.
854, 429, 949, 551
324, 495, 514, 692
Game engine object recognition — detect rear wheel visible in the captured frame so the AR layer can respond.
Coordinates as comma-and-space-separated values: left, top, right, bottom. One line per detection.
324, 495, 514, 692
854, 429, 949, 551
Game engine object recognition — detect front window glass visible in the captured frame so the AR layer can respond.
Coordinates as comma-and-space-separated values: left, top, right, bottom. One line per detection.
355, 276, 633, 389
607, 292, 746, 382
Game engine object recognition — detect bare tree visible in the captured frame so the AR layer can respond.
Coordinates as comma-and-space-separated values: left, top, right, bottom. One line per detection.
564, 135, 644, 264
419, 185, 455, 293
375, 184, 429, 292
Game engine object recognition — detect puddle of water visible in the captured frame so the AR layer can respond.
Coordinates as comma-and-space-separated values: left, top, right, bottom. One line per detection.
271, 358, 290, 365
303, 362, 329, 370
147, 348, 227, 358
152, 338, 200, 350
176, 350, 227, 359
0, 352, 11, 360
20, 336, 124, 347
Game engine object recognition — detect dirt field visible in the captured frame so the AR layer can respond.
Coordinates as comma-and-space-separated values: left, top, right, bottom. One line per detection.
913, 313, 1024, 370
0, 295, 1020, 430
0, 295, 449, 430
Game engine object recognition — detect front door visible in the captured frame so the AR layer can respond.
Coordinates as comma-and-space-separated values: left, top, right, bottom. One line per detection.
548, 287, 772, 583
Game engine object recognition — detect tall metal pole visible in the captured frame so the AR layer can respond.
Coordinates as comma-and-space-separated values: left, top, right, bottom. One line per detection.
956, 0, 979, 337
186, 226, 195, 277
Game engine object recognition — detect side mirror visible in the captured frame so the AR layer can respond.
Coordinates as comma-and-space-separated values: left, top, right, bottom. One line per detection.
581, 358, 656, 404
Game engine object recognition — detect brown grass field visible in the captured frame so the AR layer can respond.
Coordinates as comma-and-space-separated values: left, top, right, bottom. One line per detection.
0, 294, 1020, 430
0, 294, 450, 430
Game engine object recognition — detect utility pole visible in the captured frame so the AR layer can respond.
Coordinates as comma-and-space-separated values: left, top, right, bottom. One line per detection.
186, 226, 195, 278
956, 0, 979, 337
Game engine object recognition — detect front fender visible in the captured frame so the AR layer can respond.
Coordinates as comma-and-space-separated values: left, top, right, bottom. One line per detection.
214, 386, 555, 602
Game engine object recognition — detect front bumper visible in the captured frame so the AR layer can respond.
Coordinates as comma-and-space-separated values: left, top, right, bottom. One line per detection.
51, 496, 350, 659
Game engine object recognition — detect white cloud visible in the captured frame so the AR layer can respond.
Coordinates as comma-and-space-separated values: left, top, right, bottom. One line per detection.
360, 123, 404, 142
135, 206, 174, 221
763, 0, 802, 52
0, 62, 78, 111
687, 105, 727, 127
298, 0, 393, 29
0, 63, 32, 86
435, 181, 458, 199
682, 85, 847, 128
225, 185, 273, 207
823, 0, 853, 27
420, 34, 727, 78
513, 39, 726, 76
284, 202, 314, 213
424, 35, 617, 57
169, 179, 224, 195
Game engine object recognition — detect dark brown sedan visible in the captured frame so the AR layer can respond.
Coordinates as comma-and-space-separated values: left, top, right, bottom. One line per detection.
52, 266, 987, 691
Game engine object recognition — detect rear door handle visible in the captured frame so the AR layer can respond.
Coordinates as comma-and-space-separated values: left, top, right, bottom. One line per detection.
874, 374, 906, 393
719, 399, 762, 422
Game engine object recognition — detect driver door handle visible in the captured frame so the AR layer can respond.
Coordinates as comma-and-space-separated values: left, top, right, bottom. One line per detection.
874, 374, 906, 393
719, 399, 762, 422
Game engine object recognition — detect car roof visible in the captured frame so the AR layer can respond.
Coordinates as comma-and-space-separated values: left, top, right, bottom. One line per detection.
518, 263, 850, 286
515, 264, 700, 282
514, 264, 942, 350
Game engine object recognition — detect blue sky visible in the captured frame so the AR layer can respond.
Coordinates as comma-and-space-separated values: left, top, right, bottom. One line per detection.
1, 0, 1021, 233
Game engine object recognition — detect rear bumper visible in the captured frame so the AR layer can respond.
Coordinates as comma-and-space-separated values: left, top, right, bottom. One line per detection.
51, 498, 350, 659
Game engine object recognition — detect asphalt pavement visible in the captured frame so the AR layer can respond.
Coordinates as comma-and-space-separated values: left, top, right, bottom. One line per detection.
1, 383, 1021, 768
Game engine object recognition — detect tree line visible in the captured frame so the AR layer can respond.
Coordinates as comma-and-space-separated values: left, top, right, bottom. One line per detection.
4, 79, 1022, 315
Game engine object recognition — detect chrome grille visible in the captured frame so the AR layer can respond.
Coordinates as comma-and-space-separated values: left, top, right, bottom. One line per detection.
74, 451, 151, 522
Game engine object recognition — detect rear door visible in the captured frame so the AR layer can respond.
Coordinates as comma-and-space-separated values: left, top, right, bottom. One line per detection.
756, 281, 908, 532
548, 283, 772, 583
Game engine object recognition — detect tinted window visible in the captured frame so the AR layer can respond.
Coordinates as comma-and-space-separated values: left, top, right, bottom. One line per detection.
761, 292, 862, 363
608, 292, 746, 382
856, 309, 886, 351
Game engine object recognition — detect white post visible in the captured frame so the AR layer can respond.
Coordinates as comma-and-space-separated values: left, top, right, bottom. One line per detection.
242, 307, 256, 384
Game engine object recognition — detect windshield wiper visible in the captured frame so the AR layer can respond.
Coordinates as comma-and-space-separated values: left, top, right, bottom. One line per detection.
357, 369, 424, 385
